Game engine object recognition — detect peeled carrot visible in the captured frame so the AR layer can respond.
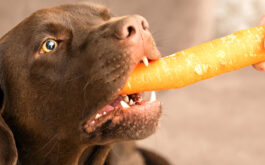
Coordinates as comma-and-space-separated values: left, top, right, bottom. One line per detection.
120, 25, 265, 95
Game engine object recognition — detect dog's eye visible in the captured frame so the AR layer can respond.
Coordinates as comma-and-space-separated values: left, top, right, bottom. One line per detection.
41, 40, 58, 53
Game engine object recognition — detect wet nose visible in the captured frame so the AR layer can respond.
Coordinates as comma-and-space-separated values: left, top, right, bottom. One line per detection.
114, 15, 149, 40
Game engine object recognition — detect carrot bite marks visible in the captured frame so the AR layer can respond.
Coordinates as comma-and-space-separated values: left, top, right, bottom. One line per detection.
120, 25, 265, 95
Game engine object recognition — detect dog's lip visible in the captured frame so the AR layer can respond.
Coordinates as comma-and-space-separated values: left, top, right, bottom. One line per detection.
83, 92, 161, 134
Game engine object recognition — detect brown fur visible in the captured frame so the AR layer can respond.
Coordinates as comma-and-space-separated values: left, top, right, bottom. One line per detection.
0, 3, 169, 165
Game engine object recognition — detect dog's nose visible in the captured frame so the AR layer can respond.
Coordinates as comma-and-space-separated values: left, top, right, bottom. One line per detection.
114, 15, 149, 40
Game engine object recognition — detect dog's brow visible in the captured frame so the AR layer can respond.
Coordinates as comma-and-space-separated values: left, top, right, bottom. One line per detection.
36, 23, 72, 37
31, 22, 72, 52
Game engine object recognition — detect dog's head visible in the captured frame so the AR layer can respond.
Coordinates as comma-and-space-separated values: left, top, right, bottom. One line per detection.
0, 2, 161, 163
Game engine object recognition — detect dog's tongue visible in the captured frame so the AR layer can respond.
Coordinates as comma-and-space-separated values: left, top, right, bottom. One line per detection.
100, 105, 114, 113
97, 96, 122, 115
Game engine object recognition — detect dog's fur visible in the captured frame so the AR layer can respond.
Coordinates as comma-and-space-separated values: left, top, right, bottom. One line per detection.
0, 3, 169, 165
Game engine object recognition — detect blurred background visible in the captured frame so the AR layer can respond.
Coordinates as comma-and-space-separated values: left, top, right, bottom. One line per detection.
1, 0, 265, 164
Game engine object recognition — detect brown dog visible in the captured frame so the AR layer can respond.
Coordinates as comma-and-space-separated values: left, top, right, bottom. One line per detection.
0, 2, 169, 165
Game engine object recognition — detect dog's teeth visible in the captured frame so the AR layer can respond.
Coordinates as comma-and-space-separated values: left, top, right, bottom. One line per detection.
142, 56, 149, 67
129, 99, 134, 105
120, 101, 130, 108
90, 120, 95, 126
150, 91, 156, 102
139, 97, 143, 102
95, 113, 102, 119
124, 95, 129, 103
84, 124, 88, 129
103, 111, 107, 115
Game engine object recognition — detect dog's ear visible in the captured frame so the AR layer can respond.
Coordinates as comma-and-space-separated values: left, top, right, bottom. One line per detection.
0, 115, 18, 165
0, 43, 18, 165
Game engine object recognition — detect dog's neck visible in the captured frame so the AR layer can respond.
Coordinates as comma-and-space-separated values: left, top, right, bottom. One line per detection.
14, 135, 112, 165
8, 121, 112, 165
3, 107, 112, 165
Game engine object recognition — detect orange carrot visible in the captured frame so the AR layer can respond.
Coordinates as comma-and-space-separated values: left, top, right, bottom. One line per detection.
120, 25, 265, 95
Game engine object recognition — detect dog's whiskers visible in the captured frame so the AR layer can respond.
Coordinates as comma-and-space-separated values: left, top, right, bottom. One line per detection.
65, 75, 85, 83
38, 134, 59, 158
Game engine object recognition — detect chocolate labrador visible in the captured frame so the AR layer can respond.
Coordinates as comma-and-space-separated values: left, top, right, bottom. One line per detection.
0, 2, 169, 165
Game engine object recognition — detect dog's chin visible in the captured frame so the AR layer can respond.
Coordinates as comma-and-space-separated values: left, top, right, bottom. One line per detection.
82, 92, 161, 143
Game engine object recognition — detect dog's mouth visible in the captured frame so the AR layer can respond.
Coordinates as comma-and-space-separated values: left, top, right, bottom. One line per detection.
83, 58, 161, 140
83, 91, 161, 139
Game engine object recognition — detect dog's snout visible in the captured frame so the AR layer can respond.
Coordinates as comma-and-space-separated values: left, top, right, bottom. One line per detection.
115, 15, 149, 40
